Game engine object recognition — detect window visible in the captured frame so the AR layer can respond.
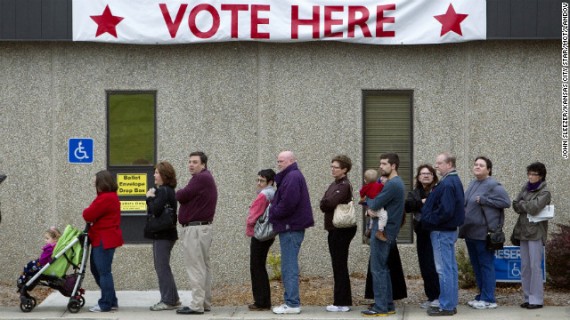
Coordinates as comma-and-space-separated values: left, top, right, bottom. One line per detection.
107, 91, 156, 243
362, 90, 413, 243
108, 93, 156, 166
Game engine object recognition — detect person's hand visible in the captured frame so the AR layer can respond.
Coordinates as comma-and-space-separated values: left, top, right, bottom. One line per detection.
146, 188, 156, 198
367, 209, 378, 218
421, 198, 426, 204
476, 196, 480, 203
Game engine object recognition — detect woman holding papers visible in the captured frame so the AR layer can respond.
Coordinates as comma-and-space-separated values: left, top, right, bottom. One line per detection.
511, 162, 551, 310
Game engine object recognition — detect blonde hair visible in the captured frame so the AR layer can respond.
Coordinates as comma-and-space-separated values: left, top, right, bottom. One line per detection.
364, 169, 378, 183
45, 226, 61, 241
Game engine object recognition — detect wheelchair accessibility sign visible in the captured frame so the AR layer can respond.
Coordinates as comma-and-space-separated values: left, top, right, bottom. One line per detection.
68, 138, 93, 164
494, 246, 545, 282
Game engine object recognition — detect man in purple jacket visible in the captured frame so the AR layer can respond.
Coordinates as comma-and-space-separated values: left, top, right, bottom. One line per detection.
269, 151, 314, 314
175, 151, 218, 315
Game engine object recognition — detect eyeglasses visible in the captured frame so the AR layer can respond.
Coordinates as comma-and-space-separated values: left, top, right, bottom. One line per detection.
420, 172, 433, 176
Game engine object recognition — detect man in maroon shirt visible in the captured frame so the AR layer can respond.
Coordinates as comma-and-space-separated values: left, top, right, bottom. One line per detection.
175, 151, 218, 315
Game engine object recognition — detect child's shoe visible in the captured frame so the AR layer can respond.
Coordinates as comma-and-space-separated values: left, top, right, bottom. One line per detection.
375, 230, 387, 241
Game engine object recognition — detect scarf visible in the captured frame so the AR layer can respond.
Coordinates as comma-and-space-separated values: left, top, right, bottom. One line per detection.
526, 181, 542, 192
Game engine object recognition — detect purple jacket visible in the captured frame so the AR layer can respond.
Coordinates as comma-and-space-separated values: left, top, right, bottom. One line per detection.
269, 162, 314, 233
39, 243, 56, 266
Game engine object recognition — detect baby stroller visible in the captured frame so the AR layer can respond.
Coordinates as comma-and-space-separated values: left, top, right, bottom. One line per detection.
19, 224, 91, 313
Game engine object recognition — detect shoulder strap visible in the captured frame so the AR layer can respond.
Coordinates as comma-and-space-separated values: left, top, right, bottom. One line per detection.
480, 206, 504, 231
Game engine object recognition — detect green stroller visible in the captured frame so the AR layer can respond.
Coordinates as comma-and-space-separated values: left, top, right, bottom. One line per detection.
19, 224, 90, 313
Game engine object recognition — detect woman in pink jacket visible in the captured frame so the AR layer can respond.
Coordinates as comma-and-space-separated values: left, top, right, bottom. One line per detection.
83, 170, 123, 313
245, 169, 276, 311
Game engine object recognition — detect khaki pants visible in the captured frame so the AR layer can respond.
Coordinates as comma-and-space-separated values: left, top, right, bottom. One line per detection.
181, 225, 213, 312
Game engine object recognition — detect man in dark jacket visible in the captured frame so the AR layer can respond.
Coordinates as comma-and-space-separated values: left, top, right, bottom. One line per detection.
175, 152, 218, 315
269, 151, 314, 314
421, 152, 465, 316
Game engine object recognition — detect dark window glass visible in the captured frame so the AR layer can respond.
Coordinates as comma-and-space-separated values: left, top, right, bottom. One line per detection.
363, 91, 413, 243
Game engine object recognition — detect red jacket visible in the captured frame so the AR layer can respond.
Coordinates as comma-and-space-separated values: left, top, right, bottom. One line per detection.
359, 181, 384, 200
83, 191, 123, 249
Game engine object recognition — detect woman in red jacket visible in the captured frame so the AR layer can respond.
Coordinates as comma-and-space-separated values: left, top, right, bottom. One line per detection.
83, 170, 123, 312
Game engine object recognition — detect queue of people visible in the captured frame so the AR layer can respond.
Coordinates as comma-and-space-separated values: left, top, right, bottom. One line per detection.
16, 150, 551, 317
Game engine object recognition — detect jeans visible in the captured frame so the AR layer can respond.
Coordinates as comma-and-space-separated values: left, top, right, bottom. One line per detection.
414, 222, 440, 301
250, 236, 275, 308
370, 233, 394, 313
279, 230, 305, 308
153, 239, 179, 305
431, 230, 458, 311
327, 227, 356, 306
90, 244, 117, 311
465, 238, 496, 303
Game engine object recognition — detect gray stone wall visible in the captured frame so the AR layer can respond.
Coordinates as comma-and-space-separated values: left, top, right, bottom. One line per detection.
0, 40, 565, 290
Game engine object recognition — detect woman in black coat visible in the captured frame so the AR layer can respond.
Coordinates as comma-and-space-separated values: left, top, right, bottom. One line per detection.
145, 161, 180, 311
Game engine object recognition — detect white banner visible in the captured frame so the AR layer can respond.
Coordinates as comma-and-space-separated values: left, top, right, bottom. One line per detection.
73, 0, 486, 45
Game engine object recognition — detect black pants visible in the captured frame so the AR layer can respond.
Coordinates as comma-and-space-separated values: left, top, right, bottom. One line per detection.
365, 244, 408, 301
414, 222, 440, 301
328, 227, 357, 306
250, 236, 274, 308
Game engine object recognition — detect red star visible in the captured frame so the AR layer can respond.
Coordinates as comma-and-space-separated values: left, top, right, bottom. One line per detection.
434, 4, 468, 36
90, 5, 124, 38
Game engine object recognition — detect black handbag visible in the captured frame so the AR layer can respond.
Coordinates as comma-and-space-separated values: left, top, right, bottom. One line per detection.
481, 206, 505, 251
145, 203, 177, 233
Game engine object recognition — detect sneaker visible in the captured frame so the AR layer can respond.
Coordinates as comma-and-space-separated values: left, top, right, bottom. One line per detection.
467, 299, 479, 308
150, 301, 179, 311
472, 301, 498, 309
111, 305, 119, 311
420, 300, 433, 309
89, 305, 107, 312
325, 305, 350, 312
272, 304, 301, 314
430, 299, 440, 308
361, 309, 390, 317
427, 308, 457, 316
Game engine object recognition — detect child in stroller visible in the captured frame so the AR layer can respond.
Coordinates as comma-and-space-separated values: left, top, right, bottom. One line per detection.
17, 226, 61, 288
18, 224, 90, 313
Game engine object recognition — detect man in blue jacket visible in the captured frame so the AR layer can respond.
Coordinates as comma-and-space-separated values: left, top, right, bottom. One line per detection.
421, 152, 465, 316
269, 151, 314, 314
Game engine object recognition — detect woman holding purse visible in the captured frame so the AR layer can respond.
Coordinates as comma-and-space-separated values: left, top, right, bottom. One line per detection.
245, 169, 276, 311
459, 156, 510, 310
319, 155, 356, 312
145, 161, 180, 311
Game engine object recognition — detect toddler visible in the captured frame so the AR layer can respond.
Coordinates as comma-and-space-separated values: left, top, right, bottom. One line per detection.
359, 169, 388, 241
17, 226, 61, 288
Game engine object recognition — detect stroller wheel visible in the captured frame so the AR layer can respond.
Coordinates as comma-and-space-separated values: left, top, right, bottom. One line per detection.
67, 299, 81, 313
20, 297, 36, 312
79, 295, 85, 307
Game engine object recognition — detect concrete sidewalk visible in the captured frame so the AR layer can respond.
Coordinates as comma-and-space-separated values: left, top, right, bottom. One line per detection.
1, 291, 569, 320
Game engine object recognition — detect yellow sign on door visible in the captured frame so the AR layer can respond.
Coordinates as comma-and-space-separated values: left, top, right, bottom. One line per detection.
117, 174, 147, 196
120, 201, 147, 212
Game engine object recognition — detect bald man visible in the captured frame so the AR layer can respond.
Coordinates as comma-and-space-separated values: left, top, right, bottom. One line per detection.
269, 151, 314, 314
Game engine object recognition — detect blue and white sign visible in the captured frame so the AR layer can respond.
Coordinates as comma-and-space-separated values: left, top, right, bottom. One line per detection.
68, 138, 94, 164
494, 246, 546, 282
